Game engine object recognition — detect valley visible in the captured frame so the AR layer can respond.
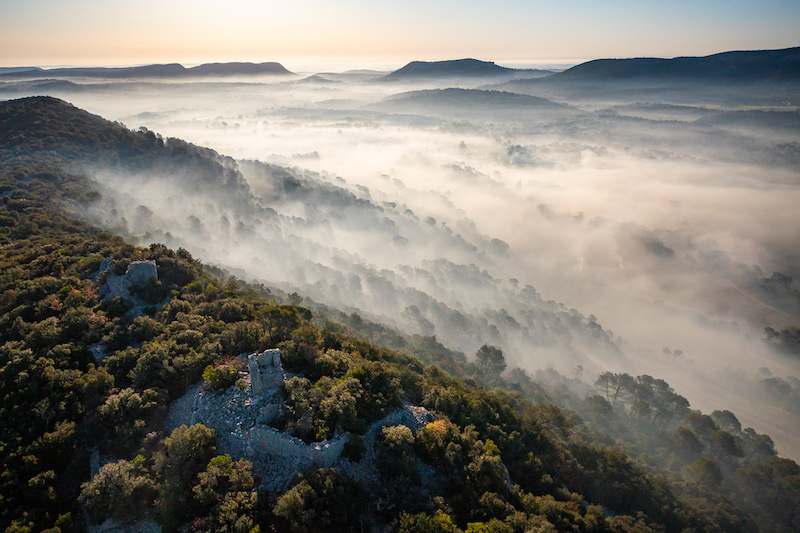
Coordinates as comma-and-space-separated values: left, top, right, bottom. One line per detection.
1, 47, 800, 532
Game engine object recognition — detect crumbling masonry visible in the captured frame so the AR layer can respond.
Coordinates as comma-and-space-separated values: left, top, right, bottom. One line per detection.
165, 348, 345, 490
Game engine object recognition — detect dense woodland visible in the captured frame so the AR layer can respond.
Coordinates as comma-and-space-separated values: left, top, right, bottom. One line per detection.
1, 96, 799, 533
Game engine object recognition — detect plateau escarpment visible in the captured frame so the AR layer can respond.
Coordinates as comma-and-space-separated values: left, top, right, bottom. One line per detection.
0, 61, 294, 80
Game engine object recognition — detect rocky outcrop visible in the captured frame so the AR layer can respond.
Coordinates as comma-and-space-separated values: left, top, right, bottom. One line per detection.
94, 257, 162, 322
87, 516, 160, 533
97, 258, 158, 300
125, 260, 157, 287
89, 258, 164, 362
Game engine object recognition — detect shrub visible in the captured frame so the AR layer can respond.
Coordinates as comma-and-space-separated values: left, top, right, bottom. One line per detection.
202, 364, 238, 391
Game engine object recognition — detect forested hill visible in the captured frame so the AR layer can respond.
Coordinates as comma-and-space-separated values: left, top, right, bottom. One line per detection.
1, 96, 798, 533
0, 96, 253, 203
0, 96, 141, 156
554, 46, 800, 81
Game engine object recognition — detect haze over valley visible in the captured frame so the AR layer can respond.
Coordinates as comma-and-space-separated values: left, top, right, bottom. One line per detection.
3, 50, 799, 460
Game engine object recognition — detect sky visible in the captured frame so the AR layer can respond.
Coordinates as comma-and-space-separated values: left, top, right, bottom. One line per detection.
1, 0, 798, 69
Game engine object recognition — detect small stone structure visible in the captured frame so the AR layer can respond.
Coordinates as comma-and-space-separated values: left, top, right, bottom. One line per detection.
248, 348, 283, 396
97, 258, 159, 301
91, 258, 164, 361
125, 260, 158, 287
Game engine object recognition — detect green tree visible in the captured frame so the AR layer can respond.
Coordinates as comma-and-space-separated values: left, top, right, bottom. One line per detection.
475, 345, 506, 375
466, 440, 508, 495
190, 455, 258, 533
158, 424, 218, 530
273, 469, 362, 532
202, 364, 239, 391
708, 430, 744, 457
163, 424, 217, 488
683, 457, 723, 488
377, 425, 418, 484
79, 457, 157, 524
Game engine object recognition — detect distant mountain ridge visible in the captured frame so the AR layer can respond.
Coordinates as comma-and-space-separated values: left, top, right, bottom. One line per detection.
382, 58, 551, 80
0, 67, 42, 75
0, 61, 293, 79
556, 46, 800, 81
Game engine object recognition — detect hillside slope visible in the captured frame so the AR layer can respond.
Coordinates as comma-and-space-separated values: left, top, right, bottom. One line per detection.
0, 96, 798, 533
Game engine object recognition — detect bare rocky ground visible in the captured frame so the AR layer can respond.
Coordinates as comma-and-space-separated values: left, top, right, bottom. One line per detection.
164, 355, 298, 491
87, 516, 161, 533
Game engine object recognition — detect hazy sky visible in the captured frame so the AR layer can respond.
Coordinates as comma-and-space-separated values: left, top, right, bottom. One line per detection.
1, 0, 798, 68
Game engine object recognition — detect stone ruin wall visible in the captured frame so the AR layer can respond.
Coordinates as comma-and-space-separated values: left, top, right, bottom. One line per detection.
165, 347, 374, 481
245, 348, 345, 466
249, 426, 346, 468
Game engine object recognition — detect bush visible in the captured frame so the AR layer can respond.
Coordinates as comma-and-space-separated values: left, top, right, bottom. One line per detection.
397, 512, 458, 533
202, 364, 238, 391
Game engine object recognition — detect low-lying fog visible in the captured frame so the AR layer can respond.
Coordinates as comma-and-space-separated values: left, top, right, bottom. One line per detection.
4, 70, 799, 458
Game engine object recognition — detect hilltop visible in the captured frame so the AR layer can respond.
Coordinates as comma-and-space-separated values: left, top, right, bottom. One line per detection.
379, 88, 564, 108
486, 46, 800, 107
382, 58, 551, 80
553, 46, 800, 82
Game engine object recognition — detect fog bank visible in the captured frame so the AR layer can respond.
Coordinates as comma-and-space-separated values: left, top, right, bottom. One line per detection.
4, 72, 799, 458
